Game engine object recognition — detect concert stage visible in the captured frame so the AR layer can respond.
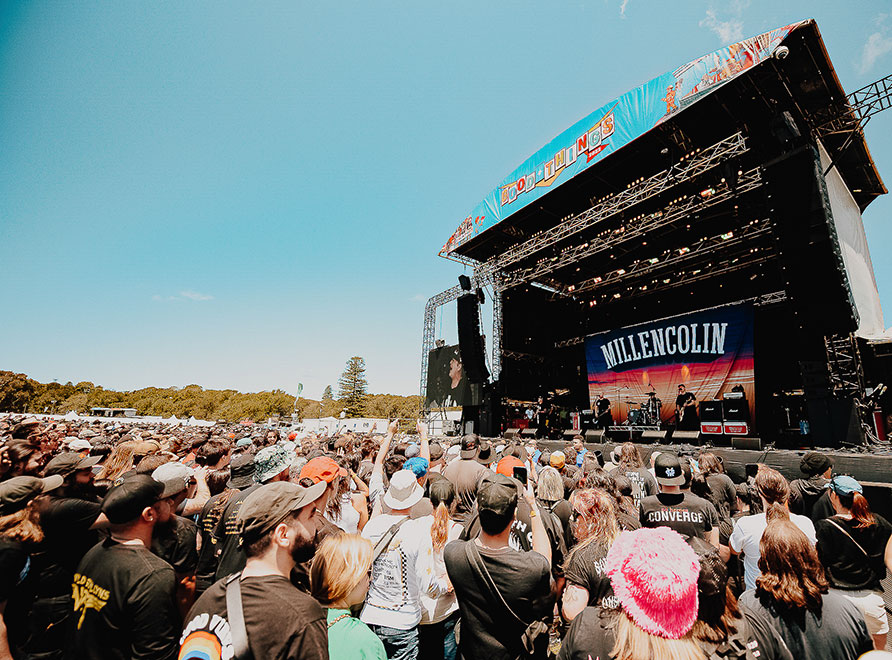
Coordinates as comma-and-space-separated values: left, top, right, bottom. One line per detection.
422, 20, 892, 459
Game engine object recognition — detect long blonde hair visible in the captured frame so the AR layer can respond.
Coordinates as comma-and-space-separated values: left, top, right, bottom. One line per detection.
612, 611, 705, 660
309, 533, 372, 606
96, 442, 137, 481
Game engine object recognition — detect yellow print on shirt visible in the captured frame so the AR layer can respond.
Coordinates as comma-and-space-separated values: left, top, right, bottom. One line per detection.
72, 573, 110, 629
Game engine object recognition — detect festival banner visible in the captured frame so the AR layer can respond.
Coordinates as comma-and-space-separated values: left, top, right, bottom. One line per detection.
442, 21, 807, 256
585, 304, 754, 425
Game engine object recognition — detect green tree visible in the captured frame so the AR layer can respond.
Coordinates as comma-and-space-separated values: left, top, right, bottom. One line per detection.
337, 357, 368, 418
0, 371, 37, 413
322, 385, 333, 401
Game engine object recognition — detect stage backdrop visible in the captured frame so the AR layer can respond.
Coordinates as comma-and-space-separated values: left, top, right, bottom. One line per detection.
585, 303, 754, 424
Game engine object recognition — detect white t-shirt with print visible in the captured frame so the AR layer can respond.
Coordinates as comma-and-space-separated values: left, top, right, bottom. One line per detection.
360, 513, 427, 630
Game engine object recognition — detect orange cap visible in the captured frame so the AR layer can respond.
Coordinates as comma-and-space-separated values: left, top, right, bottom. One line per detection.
496, 455, 524, 478
299, 457, 347, 484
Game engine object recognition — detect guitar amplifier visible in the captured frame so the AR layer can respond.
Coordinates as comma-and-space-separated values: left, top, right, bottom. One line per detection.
700, 400, 723, 435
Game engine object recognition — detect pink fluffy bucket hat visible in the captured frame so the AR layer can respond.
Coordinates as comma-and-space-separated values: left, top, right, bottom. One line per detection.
605, 527, 700, 639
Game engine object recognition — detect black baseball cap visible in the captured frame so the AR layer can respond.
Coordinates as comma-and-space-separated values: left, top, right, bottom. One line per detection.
44, 452, 102, 478
654, 452, 685, 486
476, 441, 493, 465
237, 481, 327, 543
0, 475, 63, 515
800, 452, 832, 477
460, 434, 479, 460
101, 474, 164, 524
477, 473, 518, 517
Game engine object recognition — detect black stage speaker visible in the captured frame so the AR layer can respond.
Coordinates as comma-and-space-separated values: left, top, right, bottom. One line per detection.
584, 429, 604, 442
672, 430, 701, 443
731, 436, 762, 451
641, 430, 667, 443
457, 293, 490, 383
563, 430, 579, 440
765, 144, 858, 337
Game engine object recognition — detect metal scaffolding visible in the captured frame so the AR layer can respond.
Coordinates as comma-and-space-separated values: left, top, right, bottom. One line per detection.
419, 272, 503, 406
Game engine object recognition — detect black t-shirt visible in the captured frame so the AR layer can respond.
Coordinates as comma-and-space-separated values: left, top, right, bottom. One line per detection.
739, 589, 873, 660
0, 537, 33, 653
213, 484, 261, 581
445, 539, 554, 660
540, 498, 573, 552
181, 574, 328, 660
704, 472, 738, 520
195, 490, 233, 593
72, 538, 179, 660
816, 513, 892, 591
38, 495, 102, 595
460, 499, 567, 578
557, 606, 617, 660
609, 466, 656, 509
639, 492, 717, 541
151, 515, 199, 575
562, 539, 617, 609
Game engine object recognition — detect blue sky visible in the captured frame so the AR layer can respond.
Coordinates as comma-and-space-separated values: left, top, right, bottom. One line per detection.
2, 1, 892, 399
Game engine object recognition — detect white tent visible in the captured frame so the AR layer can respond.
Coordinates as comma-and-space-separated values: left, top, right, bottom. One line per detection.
64, 410, 80, 421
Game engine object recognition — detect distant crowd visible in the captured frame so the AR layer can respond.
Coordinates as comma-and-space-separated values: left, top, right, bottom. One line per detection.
1, 413, 890, 660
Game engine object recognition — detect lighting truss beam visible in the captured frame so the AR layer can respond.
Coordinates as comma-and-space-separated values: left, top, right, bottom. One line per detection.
573, 217, 773, 297
450, 132, 749, 276
814, 73, 892, 137
503, 167, 763, 288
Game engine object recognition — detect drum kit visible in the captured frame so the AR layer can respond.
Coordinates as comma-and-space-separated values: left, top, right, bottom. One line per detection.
626, 390, 662, 426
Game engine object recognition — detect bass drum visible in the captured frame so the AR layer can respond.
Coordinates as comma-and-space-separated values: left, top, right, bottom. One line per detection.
627, 408, 643, 425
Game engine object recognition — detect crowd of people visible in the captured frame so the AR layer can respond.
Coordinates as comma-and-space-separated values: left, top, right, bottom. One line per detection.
1, 413, 891, 660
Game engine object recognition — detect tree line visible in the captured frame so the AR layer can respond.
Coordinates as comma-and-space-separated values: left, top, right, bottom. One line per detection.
0, 358, 421, 422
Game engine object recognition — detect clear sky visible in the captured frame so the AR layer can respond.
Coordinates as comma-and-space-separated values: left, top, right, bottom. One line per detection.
2, 1, 891, 399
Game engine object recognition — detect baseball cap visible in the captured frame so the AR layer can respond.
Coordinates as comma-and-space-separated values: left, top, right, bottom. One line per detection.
237, 481, 327, 544
605, 527, 700, 639
476, 441, 493, 465
800, 452, 833, 477
0, 475, 64, 515
403, 457, 429, 478
460, 434, 479, 460
152, 462, 194, 499
550, 451, 566, 469
43, 452, 102, 478
227, 453, 256, 489
654, 453, 685, 486
235, 438, 253, 448
101, 475, 164, 524
405, 443, 420, 458
829, 475, 863, 496
496, 455, 524, 478
383, 470, 425, 510
299, 457, 347, 484
429, 443, 444, 461
69, 439, 93, 452
477, 473, 519, 518
254, 445, 293, 483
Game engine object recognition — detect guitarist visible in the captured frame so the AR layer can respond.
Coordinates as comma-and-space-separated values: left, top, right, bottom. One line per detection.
675, 384, 699, 431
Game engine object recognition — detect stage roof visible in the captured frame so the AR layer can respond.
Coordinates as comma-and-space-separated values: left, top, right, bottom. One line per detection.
442, 19, 885, 262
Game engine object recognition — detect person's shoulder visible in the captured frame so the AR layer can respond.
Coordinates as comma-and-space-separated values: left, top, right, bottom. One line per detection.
823, 587, 868, 621
335, 615, 385, 648
261, 577, 325, 618
790, 512, 816, 533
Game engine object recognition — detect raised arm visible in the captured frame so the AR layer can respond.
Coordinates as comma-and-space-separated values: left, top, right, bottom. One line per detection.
417, 420, 430, 464
522, 484, 551, 565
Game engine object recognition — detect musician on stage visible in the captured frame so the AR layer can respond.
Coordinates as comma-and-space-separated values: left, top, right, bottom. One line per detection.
675, 384, 699, 431
595, 393, 612, 429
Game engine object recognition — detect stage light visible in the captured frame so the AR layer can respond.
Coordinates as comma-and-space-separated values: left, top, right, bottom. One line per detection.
649, 258, 659, 264
616, 269, 626, 275
614, 293, 622, 298
700, 187, 716, 199
721, 232, 734, 240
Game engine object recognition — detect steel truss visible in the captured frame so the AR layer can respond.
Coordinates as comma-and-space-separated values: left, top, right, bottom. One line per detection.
814, 73, 892, 137
573, 217, 774, 298
419, 273, 503, 406
504, 166, 764, 289
448, 132, 749, 278
825, 334, 864, 398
